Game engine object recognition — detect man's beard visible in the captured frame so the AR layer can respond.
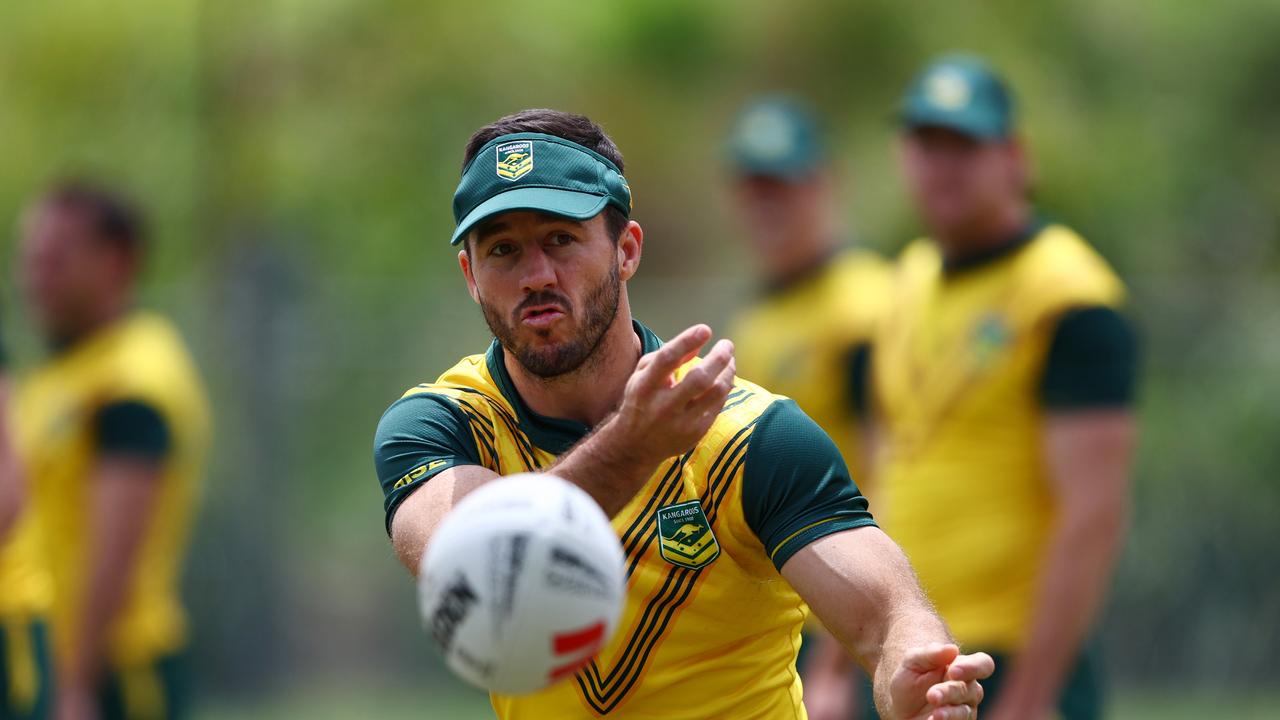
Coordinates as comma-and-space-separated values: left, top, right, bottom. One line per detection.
479, 266, 621, 379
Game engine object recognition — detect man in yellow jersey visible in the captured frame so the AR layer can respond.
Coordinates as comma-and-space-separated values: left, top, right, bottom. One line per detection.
723, 96, 890, 719
1, 338, 54, 717
725, 95, 889, 481
374, 109, 992, 719
811, 56, 1139, 720
14, 183, 211, 720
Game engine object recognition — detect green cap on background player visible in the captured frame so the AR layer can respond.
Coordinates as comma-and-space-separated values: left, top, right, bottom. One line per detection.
726, 95, 824, 178
451, 132, 632, 245
899, 55, 1014, 140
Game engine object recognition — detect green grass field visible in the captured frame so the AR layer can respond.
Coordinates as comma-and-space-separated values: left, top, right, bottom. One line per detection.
195, 685, 1280, 720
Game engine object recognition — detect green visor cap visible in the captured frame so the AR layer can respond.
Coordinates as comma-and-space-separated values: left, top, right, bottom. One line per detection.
899, 54, 1014, 140
726, 95, 824, 178
451, 132, 632, 245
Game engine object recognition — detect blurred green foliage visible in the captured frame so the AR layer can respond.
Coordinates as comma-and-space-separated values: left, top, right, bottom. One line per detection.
1, 0, 1277, 710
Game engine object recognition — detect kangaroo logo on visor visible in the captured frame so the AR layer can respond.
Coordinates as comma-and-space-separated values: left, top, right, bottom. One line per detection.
495, 140, 534, 181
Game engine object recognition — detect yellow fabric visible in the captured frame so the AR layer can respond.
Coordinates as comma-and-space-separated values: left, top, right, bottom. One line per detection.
731, 250, 889, 479
13, 311, 210, 668
3, 616, 38, 714
407, 356, 810, 719
873, 225, 1125, 652
120, 661, 167, 720
0, 510, 52, 618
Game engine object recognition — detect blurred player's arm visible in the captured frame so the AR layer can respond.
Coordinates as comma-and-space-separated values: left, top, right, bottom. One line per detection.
0, 377, 23, 541
742, 401, 990, 719
986, 307, 1138, 720
381, 325, 735, 574
61, 401, 170, 719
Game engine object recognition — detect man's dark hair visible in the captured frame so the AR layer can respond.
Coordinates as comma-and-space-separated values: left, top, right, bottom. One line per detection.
42, 180, 147, 258
462, 109, 629, 243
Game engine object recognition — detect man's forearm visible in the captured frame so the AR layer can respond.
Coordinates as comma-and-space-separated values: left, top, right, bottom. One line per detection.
544, 414, 665, 517
1003, 506, 1125, 709
65, 555, 133, 691
873, 605, 953, 715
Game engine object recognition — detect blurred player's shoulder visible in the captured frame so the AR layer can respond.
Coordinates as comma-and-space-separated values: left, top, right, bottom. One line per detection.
732, 247, 889, 340
895, 224, 1125, 309
1017, 223, 1126, 302
20, 310, 208, 430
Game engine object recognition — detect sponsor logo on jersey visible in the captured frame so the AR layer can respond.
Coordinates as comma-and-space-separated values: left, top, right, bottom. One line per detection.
972, 312, 1011, 367
655, 499, 719, 569
496, 140, 534, 181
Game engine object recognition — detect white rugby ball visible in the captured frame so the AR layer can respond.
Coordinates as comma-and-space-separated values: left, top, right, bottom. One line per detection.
418, 473, 626, 695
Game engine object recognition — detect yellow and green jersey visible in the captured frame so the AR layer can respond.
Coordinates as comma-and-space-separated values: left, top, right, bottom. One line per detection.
731, 249, 889, 475
13, 311, 210, 669
873, 222, 1136, 653
375, 321, 876, 719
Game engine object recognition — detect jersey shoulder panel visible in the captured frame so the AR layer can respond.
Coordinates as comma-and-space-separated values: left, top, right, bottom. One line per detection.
1011, 225, 1127, 321
100, 312, 210, 443
403, 353, 516, 423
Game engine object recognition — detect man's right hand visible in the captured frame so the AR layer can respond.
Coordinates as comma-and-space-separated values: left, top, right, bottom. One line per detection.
553, 324, 735, 516
611, 324, 736, 466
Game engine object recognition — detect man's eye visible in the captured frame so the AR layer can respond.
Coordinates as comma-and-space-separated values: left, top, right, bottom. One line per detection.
549, 233, 575, 246
490, 243, 516, 257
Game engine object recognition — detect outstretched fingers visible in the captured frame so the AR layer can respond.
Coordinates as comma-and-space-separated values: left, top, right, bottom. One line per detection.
636, 324, 711, 388
946, 652, 995, 682
903, 643, 961, 674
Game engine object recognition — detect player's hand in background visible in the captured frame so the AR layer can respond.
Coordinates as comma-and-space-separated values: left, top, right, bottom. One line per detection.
613, 323, 735, 466
889, 643, 992, 720
803, 666, 857, 720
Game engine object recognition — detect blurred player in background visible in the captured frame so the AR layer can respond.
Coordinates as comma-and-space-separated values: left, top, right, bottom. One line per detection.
725, 95, 888, 481
15, 183, 210, 720
812, 55, 1139, 720
375, 109, 992, 719
0, 341, 53, 717
723, 96, 889, 720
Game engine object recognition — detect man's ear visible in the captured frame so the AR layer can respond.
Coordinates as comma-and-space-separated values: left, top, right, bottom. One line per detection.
458, 248, 480, 304
617, 220, 643, 282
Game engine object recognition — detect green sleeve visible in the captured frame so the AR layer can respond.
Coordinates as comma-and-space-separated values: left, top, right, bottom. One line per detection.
373, 393, 483, 534
94, 400, 172, 462
741, 399, 877, 571
1041, 306, 1139, 409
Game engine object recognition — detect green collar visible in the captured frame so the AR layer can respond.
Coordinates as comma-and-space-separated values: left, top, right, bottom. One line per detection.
485, 319, 663, 454
942, 216, 1047, 274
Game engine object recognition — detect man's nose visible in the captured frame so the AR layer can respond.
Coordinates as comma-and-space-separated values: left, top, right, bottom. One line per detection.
519, 246, 558, 293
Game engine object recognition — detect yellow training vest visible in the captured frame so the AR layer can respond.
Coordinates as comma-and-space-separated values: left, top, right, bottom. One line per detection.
14, 311, 210, 667
731, 249, 889, 478
873, 224, 1125, 652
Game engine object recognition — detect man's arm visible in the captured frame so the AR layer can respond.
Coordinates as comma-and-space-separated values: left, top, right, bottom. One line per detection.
388, 324, 735, 574
986, 306, 1138, 719
738, 401, 990, 719
784, 528, 992, 720
60, 400, 171, 720
60, 457, 162, 719
986, 411, 1135, 719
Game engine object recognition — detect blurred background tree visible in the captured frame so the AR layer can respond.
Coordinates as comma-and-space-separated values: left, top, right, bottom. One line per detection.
1, 0, 1277, 716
